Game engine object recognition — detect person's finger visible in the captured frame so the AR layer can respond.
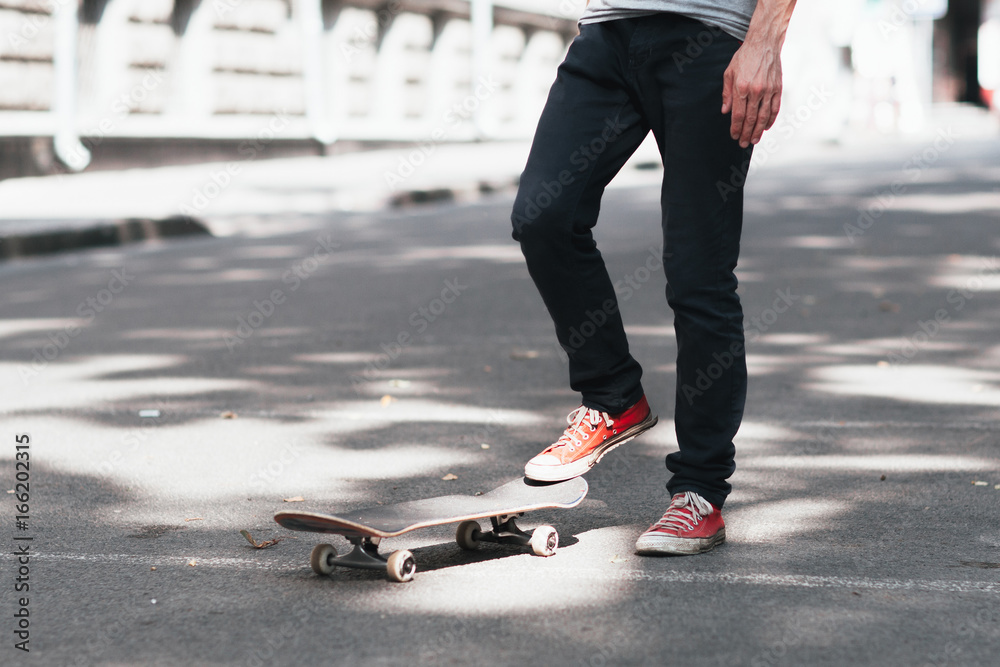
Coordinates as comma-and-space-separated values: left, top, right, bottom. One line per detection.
729, 90, 747, 142
721, 66, 734, 115
749, 97, 772, 145
764, 90, 782, 131
738, 87, 760, 147
749, 91, 780, 145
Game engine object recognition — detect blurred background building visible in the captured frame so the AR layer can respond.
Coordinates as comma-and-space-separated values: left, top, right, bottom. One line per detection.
0, 0, 997, 180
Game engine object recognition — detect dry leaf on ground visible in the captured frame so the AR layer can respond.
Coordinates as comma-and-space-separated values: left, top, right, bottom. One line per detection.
240, 529, 286, 549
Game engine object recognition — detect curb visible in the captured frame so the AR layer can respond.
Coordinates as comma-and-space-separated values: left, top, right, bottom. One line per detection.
0, 215, 211, 261
0, 176, 522, 260
387, 176, 520, 208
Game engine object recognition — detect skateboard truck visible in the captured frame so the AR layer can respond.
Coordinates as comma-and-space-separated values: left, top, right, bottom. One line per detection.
462, 513, 559, 555
311, 536, 417, 583
309, 516, 558, 583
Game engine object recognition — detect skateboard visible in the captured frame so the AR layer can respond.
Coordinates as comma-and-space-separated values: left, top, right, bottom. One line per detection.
274, 476, 588, 582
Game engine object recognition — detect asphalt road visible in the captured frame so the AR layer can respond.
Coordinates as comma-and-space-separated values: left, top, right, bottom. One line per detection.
1, 132, 999, 666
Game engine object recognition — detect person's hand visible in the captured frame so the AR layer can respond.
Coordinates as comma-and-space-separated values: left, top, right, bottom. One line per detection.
721, 40, 783, 148
720, 1, 797, 148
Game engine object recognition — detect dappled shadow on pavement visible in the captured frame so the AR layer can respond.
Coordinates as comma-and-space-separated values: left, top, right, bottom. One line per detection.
1, 136, 999, 665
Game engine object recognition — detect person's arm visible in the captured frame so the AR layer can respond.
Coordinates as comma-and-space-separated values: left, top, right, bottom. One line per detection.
721, 0, 798, 148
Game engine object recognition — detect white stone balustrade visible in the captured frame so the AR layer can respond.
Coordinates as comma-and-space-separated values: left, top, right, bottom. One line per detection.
0, 0, 577, 168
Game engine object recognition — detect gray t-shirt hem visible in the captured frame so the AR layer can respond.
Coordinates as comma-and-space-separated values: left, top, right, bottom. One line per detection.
579, 4, 752, 41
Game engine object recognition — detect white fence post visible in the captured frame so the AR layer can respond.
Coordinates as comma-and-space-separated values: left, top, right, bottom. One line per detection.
53, 0, 89, 170
471, 0, 494, 138
299, 0, 335, 144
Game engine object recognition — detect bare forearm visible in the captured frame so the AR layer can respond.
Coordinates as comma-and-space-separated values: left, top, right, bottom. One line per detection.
743, 0, 797, 51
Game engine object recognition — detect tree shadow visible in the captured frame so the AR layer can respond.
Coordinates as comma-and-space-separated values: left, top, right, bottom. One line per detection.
2, 136, 1000, 664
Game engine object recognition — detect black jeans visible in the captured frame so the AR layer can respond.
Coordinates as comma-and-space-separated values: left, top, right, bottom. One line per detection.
511, 14, 751, 508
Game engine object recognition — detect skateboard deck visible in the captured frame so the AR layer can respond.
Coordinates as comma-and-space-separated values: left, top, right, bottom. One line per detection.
274, 476, 588, 582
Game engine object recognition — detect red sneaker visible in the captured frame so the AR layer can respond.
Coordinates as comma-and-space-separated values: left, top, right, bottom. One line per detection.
524, 395, 657, 482
635, 492, 725, 555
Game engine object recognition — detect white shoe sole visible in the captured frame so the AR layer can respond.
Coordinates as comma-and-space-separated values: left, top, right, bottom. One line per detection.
524, 414, 658, 482
635, 527, 725, 556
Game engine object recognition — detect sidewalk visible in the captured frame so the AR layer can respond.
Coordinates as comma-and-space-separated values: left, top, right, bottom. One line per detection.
2, 138, 655, 256
0, 141, 516, 257
0, 138, 649, 253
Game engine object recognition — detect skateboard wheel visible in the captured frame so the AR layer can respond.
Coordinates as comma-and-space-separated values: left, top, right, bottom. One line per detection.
386, 550, 416, 582
529, 525, 558, 557
455, 521, 481, 550
310, 543, 337, 576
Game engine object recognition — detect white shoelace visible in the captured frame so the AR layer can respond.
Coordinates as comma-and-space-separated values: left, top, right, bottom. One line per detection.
652, 492, 714, 532
546, 406, 614, 453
